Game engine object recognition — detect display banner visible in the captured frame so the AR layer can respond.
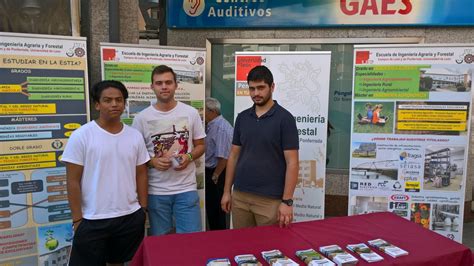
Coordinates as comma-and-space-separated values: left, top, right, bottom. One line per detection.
169, 0, 474, 28
234, 52, 331, 221
100, 43, 206, 230
0, 32, 89, 264
349, 44, 473, 242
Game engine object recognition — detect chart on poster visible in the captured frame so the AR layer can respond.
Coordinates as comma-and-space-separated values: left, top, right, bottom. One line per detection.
348, 44, 473, 242
0, 32, 89, 265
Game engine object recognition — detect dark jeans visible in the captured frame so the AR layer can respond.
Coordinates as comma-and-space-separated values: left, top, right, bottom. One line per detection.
205, 167, 227, 230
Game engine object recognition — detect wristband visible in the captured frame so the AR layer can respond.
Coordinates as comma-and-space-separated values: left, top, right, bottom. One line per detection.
186, 153, 193, 161
73, 218, 82, 224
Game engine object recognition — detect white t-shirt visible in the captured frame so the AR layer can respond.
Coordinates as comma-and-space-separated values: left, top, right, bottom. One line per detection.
132, 101, 206, 195
61, 121, 150, 219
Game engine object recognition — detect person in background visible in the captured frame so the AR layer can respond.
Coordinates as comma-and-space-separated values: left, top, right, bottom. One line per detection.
63, 80, 149, 266
205, 97, 233, 230
132, 65, 206, 235
221, 65, 299, 229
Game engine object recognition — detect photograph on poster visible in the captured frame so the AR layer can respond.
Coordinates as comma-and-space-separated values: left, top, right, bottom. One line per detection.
175, 69, 203, 84
349, 196, 388, 215
419, 67, 472, 92
353, 101, 394, 134
423, 145, 464, 191
431, 204, 460, 233
351, 160, 398, 181
395, 101, 470, 136
352, 142, 376, 158
127, 100, 150, 117
297, 160, 323, 190
410, 203, 431, 229
37, 223, 73, 266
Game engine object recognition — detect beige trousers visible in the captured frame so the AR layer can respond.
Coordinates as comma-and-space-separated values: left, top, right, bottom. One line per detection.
231, 190, 281, 229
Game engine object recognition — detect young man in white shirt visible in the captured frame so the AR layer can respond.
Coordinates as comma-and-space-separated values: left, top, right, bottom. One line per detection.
132, 65, 206, 235
62, 80, 149, 265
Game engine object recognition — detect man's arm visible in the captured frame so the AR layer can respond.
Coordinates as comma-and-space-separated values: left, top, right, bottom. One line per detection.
66, 162, 84, 230
174, 138, 205, 170
278, 149, 299, 228
136, 163, 148, 209
212, 158, 227, 183
221, 144, 241, 213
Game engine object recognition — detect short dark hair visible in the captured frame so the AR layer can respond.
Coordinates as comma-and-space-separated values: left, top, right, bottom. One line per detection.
151, 65, 177, 83
247, 65, 273, 87
90, 80, 128, 103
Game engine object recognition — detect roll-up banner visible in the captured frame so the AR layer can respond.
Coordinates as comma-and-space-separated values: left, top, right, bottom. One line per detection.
349, 44, 473, 242
99, 43, 206, 230
234, 51, 331, 221
0, 32, 89, 264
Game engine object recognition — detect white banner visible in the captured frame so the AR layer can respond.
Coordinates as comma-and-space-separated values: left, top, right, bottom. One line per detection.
349, 44, 474, 242
234, 51, 331, 221
0, 32, 89, 265
100, 43, 206, 231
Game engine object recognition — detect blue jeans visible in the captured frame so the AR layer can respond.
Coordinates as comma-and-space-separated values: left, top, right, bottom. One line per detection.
148, 191, 202, 236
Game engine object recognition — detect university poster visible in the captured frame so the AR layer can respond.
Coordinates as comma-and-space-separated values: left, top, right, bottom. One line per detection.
100, 43, 206, 230
0, 32, 89, 264
349, 44, 473, 242
234, 52, 331, 221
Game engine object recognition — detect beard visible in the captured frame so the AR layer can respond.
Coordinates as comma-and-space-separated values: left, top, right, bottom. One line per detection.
252, 94, 271, 106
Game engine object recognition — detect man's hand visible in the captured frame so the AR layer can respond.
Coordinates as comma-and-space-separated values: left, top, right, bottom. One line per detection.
151, 157, 172, 171
278, 204, 293, 228
221, 191, 232, 213
73, 220, 82, 232
174, 154, 191, 171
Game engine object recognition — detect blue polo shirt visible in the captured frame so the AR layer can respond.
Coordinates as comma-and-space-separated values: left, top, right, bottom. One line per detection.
233, 101, 299, 199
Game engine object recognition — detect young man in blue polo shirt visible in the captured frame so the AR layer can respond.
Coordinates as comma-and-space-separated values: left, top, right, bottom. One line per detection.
221, 65, 299, 228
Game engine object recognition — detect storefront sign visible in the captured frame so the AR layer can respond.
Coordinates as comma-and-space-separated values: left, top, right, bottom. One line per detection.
168, 0, 474, 28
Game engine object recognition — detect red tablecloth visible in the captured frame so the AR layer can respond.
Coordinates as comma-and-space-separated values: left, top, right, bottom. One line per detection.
131, 212, 473, 266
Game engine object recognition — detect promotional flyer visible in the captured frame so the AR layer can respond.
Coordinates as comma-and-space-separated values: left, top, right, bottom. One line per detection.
0, 32, 88, 264
100, 43, 206, 230
234, 51, 331, 221
349, 44, 473, 242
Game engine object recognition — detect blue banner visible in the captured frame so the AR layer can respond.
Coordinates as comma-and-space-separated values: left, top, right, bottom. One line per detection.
168, 0, 474, 28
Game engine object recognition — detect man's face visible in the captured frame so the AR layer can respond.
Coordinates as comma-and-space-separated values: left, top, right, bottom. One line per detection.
248, 80, 274, 106
151, 72, 177, 103
95, 87, 125, 120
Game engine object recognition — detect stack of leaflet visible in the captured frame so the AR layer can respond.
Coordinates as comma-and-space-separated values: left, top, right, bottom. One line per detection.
234, 254, 262, 266
319, 245, 358, 266
295, 248, 335, 266
261, 249, 298, 266
367, 239, 409, 258
346, 243, 384, 263
206, 258, 231, 266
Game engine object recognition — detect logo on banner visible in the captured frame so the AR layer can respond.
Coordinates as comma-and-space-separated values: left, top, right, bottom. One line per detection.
183, 0, 205, 17
355, 50, 371, 64
390, 194, 409, 201
405, 181, 420, 192
399, 151, 422, 161
66, 43, 86, 58
102, 48, 116, 61
455, 49, 474, 64
350, 182, 359, 190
